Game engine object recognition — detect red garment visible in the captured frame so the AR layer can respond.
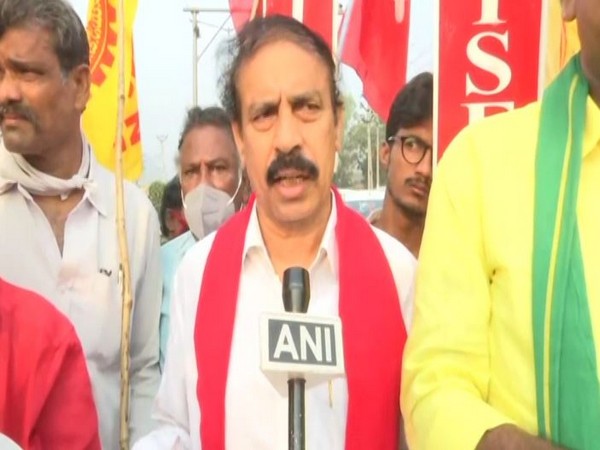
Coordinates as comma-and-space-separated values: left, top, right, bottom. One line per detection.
341, 0, 411, 121
0, 279, 101, 450
195, 189, 407, 449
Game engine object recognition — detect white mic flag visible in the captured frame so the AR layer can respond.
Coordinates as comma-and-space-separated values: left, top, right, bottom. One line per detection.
260, 312, 345, 376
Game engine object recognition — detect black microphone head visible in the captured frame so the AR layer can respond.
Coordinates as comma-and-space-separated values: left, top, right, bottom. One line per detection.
282, 267, 310, 313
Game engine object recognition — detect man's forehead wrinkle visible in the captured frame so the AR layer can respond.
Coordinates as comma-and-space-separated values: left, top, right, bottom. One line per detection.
249, 89, 323, 109
289, 90, 322, 102
250, 92, 282, 107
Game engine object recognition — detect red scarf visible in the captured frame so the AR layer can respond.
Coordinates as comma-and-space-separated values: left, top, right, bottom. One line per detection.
195, 188, 407, 449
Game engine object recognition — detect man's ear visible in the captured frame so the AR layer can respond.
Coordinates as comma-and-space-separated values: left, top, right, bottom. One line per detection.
380, 142, 391, 170
232, 121, 245, 165
333, 150, 341, 173
561, 0, 576, 21
71, 64, 91, 112
335, 104, 345, 152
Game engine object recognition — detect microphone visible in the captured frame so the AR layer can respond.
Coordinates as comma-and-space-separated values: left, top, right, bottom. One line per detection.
283, 267, 310, 315
259, 267, 345, 450
282, 268, 309, 450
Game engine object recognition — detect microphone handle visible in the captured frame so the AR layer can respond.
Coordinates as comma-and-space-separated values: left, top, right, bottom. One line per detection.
288, 377, 306, 450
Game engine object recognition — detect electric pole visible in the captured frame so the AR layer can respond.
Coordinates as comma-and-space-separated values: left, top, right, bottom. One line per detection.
183, 8, 200, 106
156, 134, 168, 178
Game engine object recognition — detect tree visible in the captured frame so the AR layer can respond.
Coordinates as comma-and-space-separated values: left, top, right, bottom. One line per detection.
147, 180, 166, 215
334, 96, 386, 189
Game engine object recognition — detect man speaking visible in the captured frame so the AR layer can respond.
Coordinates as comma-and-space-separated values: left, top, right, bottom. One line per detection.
135, 15, 416, 450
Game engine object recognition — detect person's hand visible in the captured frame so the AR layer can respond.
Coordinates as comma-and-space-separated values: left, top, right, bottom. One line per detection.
477, 424, 567, 450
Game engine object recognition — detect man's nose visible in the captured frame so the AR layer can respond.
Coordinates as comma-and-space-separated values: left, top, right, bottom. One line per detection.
0, 72, 23, 104
273, 108, 301, 154
416, 146, 433, 178
197, 165, 215, 187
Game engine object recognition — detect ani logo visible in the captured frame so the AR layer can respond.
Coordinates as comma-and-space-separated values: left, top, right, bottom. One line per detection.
86, 0, 117, 87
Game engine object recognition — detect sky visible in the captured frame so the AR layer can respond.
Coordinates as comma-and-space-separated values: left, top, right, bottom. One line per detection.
70, 0, 434, 184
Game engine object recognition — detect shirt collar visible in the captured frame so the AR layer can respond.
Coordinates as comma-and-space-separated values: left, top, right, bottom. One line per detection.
84, 155, 108, 217
0, 178, 12, 196
243, 190, 339, 276
583, 96, 600, 158
0, 147, 108, 216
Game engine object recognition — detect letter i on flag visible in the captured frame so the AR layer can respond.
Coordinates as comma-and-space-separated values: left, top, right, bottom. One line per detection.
83, 0, 143, 181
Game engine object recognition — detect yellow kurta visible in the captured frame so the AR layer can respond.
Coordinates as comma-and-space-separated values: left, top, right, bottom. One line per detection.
401, 98, 600, 450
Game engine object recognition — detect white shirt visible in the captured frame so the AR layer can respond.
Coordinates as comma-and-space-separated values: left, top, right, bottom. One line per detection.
0, 157, 162, 449
134, 196, 416, 450
0, 434, 21, 450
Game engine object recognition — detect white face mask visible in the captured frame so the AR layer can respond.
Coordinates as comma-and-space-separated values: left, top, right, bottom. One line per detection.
182, 184, 236, 240
181, 172, 243, 239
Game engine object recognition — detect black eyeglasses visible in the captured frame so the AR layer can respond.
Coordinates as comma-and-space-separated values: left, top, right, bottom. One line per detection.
387, 135, 432, 165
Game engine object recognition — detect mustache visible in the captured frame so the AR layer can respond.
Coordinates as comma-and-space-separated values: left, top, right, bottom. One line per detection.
405, 174, 431, 191
266, 148, 319, 186
0, 102, 38, 124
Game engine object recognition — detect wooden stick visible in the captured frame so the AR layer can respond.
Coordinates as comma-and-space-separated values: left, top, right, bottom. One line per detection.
114, 0, 133, 448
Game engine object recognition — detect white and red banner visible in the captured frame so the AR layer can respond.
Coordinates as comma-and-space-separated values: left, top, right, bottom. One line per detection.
229, 0, 336, 50
436, 0, 544, 159
227, 0, 580, 163
228, 0, 412, 123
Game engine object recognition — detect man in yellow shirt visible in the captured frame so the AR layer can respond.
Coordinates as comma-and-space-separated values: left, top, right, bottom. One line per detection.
401, 1, 600, 449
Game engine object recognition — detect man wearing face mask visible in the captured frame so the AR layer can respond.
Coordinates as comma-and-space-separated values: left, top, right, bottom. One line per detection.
159, 106, 243, 370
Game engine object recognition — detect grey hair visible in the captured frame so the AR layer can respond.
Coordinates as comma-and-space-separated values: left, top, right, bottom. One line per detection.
178, 106, 241, 167
0, 0, 89, 75
219, 15, 343, 125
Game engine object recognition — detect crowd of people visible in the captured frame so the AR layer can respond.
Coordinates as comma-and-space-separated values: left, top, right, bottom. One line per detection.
0, 0, 598, 449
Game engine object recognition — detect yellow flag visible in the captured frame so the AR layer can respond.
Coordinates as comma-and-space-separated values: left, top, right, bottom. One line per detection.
544, 1, 580, 87
84, 0, 143, 181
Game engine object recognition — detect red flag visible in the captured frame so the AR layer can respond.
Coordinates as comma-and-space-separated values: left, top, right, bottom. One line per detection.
341, 0, 411, 121
229, 0, 335, 49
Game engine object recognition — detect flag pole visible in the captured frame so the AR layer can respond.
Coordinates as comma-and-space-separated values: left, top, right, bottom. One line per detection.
114, 0, 134, 447
250, 0, 260, 20
335, 0, 355, 65
331, 0, 340, 58
433, 0, 440, 169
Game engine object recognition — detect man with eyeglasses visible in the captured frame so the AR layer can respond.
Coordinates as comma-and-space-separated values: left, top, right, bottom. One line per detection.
370, 72, 433, 258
